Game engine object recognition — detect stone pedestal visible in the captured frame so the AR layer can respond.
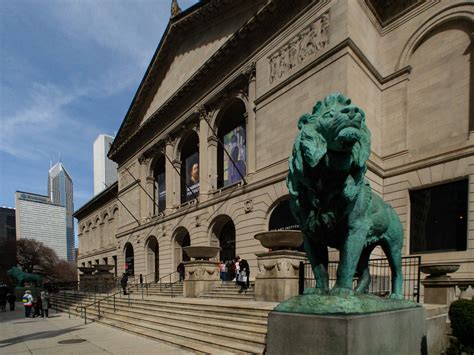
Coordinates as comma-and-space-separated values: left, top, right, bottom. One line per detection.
255, 250, 306, 302
183, 260, 220, 298
422, 276, 457, 306
266, 307, 427, 355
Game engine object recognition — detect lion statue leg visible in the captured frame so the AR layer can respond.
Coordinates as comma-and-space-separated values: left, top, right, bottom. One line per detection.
303, 235, 329, 295
354, 245, 376, 294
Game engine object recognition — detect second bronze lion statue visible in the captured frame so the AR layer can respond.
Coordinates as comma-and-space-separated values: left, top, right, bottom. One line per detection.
287, 93, 404, 299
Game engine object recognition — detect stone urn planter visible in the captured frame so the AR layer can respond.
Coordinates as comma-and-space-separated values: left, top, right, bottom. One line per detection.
93, 264, 115, 273
78, 267, 96, 275
420, 264, 460, 278
183, 246, 221, 260
254, 231, 306, 302
254, 230, 303, 251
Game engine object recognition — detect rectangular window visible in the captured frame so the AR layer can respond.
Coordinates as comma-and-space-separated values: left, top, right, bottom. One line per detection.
410, 179, 468, 253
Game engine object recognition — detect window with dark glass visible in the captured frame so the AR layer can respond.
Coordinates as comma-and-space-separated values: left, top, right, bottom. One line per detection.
217, 101, 246, 189
153, 156, 166, 214
180, 132, 199, 203
410, 179, 468, 253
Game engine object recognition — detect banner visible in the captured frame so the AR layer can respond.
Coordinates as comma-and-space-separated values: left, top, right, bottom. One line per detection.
185, 152, 199, 201
223, 126, 246, 187
157, 172, 166, 212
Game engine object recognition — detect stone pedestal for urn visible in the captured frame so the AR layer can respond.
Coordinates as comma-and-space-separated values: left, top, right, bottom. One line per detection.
78, 267, 96, 291
254, 231, 306, 302
420, 264, 460, 306
182, 246, 221, 298
93, 265, 115, 292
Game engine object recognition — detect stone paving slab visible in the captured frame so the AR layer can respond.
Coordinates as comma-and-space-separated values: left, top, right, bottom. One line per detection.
0, 303, 192, 354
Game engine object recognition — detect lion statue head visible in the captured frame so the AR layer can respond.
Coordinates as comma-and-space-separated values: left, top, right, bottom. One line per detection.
287, 93, 371, 231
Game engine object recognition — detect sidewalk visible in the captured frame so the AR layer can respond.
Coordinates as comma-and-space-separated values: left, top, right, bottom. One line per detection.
0, 303, 192, 354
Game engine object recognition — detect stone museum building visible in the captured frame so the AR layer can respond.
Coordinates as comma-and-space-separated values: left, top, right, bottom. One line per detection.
75, 0, 473, 285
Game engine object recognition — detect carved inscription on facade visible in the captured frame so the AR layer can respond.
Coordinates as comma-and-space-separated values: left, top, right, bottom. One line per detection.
269, 12, 329, 84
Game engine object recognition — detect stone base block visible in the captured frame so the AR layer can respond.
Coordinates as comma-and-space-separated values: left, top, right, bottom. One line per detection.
266, 308, 427, 355
183, 260, 220, 298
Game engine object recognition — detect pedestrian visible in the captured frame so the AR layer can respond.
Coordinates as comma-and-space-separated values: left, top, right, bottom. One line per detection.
7, 292, 16, 311
234, 257, 241, 287
238, 258, 250, 293
41, 291, 50, 318
219, 261, 226, 281
34, 295, 42, 318
177, 262, 185, 282
120, 273, 128, 295
0, 294, 6, 312
139, 274, 143, 286
22, 290, 33, 318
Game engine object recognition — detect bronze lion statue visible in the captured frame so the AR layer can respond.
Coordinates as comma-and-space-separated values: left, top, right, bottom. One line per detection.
7, 266, 43, 287
287, 93, 404, 299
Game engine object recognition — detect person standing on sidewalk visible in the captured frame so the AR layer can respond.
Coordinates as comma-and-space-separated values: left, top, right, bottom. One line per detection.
22, 290, 33, 318
7, 292, 16, 311
41, 291, 50, 318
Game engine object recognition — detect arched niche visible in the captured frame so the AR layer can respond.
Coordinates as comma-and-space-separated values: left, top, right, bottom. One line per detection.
145, 236, 159, 281
179, 131, 199, 203
173, 227, 191, 270
209, 215, 236, 262
407, 20, 472, 154
216, 100, 247, 188
152, 155, 166, 214
124, 242, 134, 276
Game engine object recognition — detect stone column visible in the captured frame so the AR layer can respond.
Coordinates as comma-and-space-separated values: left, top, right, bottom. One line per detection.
207, 135, 218, 192
183, 260, 220, 298
255, 250, 306, 302
145, 176, 155, 216
243, 62, 256, 179
198, 110, 210, 201
165, 139, 176, 211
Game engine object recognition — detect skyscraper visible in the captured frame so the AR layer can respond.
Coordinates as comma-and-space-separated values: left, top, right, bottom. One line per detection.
48, 162, 75, 261
15, 192, 67, 260
93, 134, 117, 196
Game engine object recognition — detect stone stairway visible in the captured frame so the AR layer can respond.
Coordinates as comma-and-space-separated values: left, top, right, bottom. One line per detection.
199, 281, 255, 300
51, 291, 276, 354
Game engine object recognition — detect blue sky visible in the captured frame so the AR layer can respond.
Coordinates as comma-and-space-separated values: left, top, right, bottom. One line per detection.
0, 0, 198, 239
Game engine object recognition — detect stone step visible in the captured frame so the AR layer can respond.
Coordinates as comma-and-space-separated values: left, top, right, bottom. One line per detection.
51, 294, 272, 320
85, 301, 268, 335
96, 312, 265, 354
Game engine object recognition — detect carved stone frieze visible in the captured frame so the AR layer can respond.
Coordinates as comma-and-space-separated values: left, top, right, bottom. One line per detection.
269, 11, 329, 84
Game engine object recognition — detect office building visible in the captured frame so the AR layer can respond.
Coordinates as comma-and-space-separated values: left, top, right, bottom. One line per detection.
93, 134, 118, 196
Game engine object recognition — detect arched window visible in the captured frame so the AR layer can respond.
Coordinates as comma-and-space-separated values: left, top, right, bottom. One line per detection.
180, 132, 199, 203
124, 243, 134, 276
217, 100, 247, 188
269, 198, 300, 231
152, 155, 166, 214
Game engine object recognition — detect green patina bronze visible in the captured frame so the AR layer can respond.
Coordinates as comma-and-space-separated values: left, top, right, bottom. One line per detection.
7, 266, 43, 287
285, 93, 410, 313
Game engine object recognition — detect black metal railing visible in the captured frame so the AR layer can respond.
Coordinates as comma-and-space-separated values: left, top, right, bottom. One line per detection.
300, 256, 421, 302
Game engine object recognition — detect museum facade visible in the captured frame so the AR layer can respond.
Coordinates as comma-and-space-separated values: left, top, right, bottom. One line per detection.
74, 0, 474, 283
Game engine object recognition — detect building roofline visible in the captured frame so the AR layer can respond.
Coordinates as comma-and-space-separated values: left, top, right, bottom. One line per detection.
73, 181, 118, 220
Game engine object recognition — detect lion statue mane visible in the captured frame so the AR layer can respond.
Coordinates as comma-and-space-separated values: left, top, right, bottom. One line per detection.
287, 93, 404, 299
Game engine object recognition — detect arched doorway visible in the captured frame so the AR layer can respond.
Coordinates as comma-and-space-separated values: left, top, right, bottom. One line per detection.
124, 243, 134, 276
210, 215, 236, 262
146, 236, 159, 282
173, 228, 191, 270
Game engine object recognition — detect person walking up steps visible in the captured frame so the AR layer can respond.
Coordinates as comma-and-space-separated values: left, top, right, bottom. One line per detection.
121, 273, 128, 295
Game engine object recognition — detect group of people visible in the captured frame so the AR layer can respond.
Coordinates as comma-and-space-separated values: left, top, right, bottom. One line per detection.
219, 256, 250, 293
21, 290, 50, 318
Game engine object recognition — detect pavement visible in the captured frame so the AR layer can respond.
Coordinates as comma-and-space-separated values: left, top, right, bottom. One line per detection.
0, 303, 192, 354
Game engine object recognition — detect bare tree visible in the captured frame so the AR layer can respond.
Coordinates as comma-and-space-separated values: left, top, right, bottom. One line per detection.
16, 238, 59, 274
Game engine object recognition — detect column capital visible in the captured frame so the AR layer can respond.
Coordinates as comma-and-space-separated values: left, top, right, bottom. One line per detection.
242, 62, 256, 82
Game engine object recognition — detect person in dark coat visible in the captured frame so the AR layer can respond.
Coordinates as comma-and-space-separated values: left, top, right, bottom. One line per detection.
6, 292, 16, 311
120, 273, 128, 295
177, 263, 185, 282
238, 258, 250, 293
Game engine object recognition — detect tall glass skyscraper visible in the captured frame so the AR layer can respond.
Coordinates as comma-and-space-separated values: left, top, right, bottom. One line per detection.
48, 162, 75, 261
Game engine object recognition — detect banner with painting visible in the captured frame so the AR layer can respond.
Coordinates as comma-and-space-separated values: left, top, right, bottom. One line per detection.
185, 152, 199, 201
223, 126, 246, 187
